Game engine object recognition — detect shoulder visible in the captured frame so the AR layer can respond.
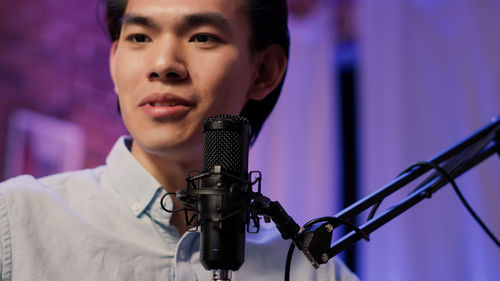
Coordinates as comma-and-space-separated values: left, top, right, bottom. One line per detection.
39, 166, 105, 191
0, 175, 51, 203
0, 167, 104, 195
0, 167, 106, 213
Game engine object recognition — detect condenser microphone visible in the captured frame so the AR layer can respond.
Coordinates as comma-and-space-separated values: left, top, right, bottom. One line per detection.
197, 114, 251, 274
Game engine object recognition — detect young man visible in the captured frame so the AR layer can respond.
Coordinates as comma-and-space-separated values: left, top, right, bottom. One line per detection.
0, 0, 359, 280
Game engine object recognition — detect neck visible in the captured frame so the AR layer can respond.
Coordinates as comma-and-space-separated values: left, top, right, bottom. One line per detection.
131, 141, 201, 191
130, 140, 201, 236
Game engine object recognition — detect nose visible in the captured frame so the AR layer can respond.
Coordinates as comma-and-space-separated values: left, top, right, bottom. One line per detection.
148, 39, 188, 82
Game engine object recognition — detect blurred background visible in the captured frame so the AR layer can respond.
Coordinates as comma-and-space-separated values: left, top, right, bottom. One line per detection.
1, 0, 499, 280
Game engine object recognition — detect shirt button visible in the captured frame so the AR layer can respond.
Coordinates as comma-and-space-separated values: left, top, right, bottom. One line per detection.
179, 249, 187, 260
132, 203, 142, 213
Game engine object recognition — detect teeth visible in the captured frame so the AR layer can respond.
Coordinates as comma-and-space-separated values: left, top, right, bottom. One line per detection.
151, 102, 178, 107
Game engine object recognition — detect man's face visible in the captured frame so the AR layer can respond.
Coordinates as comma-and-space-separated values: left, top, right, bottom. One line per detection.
110, 0, 257, 163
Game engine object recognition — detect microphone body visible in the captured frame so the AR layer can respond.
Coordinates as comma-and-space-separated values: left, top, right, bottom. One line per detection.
198, 115, 251, 271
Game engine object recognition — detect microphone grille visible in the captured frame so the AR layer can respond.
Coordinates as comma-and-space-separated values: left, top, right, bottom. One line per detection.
202, 115, 250, 177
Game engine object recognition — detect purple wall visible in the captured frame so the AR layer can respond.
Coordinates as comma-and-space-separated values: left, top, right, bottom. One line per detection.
0, 0, 126, 180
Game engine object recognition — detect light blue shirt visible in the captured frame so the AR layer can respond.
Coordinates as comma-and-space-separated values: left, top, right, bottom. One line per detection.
0, 137, 359, 281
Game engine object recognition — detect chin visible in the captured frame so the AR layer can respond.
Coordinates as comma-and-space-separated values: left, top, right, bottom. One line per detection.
134, 130, 202, 159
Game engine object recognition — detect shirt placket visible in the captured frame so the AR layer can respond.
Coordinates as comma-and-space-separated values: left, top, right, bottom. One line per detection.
148, 192, 201, 280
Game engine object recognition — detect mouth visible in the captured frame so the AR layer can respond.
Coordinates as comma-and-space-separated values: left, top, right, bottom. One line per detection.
148, 101, 185, 107
139, 93, 195, 108
139, 93, 195, 119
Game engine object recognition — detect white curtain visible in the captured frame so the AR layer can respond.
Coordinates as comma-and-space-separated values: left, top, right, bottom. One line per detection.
250, 1, 340, 227
358, 0, 500, 280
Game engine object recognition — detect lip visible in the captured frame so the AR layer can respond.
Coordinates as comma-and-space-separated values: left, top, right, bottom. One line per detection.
139, 93, 195, 119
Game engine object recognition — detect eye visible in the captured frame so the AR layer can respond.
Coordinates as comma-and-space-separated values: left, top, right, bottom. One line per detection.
189, 33, 222, 44
125, 33, 151, 43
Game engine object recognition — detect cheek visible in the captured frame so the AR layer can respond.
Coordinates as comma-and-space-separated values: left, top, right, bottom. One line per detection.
114, 54, 144, 100
225, 58, 254, 108
114, 60, 134, 91
197, 52, 253, 106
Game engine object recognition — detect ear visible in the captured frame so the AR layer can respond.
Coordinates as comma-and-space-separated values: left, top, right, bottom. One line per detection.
109, 41, 119, 95
247, 44, 288, 101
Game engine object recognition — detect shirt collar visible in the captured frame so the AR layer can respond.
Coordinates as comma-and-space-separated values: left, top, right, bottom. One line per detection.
104, 136, 163, 217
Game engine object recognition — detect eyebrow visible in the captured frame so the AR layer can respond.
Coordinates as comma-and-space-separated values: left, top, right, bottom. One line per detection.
121, 14, 159, 30
120, 12, 232, 35
181, 13, 231, 32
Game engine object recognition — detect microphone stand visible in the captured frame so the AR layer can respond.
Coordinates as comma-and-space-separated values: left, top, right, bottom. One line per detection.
325, 115, 500, 260
256, 115, 500, 268
171, 116, 500, 279
212, 270, 232, 281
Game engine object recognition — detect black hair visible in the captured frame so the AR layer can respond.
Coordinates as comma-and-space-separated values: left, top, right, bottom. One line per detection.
103, 0, 289, 144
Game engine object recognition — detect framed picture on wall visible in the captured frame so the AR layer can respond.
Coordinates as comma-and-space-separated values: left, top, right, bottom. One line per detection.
3, 109, 86, 180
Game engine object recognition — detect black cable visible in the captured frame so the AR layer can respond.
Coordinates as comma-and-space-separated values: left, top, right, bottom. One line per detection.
284, 242, 295, 281
367, 200, 382, 221
160, 192, 200, 231
160, 192, 185, 213
367, 163, 431, 221
160, 192, 197, 214
405, 161, 500, 248
303, 216, 335, 228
